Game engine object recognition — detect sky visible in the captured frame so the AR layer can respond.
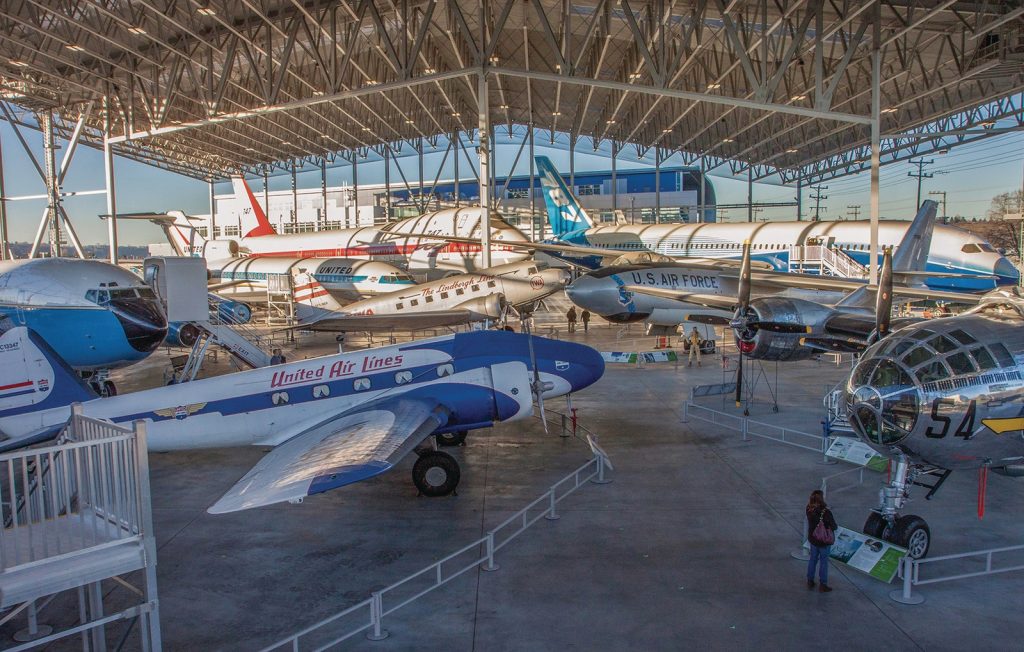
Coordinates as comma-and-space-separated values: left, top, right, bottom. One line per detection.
2, 120, 1022, 246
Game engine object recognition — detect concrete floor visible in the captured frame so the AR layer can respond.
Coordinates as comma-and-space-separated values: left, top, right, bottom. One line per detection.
5, 299, 1023, 650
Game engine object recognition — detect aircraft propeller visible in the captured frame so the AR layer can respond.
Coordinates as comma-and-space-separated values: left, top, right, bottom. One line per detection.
523, 316, 552, 434
868, 247, 894, 344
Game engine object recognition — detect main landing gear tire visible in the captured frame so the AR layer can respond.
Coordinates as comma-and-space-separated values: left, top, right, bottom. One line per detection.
437, 431, 467, 447
893, 515, 931, 559
413, 451, 460, 497
863, 512, 888, 539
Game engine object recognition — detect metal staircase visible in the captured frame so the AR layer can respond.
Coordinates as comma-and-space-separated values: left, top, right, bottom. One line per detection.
823, 385, 855, 436
178, 301, 275, 381
789, 245, 868, 278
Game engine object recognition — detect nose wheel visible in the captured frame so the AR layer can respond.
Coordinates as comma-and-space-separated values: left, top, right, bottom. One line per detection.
436, 430, 467, 447
864, 456, 933, 559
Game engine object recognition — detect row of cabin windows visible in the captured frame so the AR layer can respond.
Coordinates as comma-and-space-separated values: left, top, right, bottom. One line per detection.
394, 280, 498, 310
659, 242, 875, 252
271, 364, 456, 404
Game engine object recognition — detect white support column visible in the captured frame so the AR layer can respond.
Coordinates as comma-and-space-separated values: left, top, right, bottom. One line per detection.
611, 141, 618, 215
290, 161, 298, 227
796, 174, 803, 222
352, 150, 359, 228
698, 157, 705, 223
43, 113, 61, 258
478, 73, 492, 268
208, 179, 216, 239
320, 158, 327, 229
0, 128, 8, 260
869, 6, 881, 285
529, 126, 536, 240
655, 149, 662, 223
453, 131, 460, 208
263, 168, 269, 221
104, 132, 118, 264
747, 167, 753, 223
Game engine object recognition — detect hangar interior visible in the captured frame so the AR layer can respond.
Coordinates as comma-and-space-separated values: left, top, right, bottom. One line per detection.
1, 1, 1024, 650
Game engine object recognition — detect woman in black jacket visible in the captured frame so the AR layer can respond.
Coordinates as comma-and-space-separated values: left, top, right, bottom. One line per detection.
806, 489, 837, 592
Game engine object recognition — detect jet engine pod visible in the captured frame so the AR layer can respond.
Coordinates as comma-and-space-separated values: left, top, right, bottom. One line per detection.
204, 239, 240, 259
733, 296, 832, 361
166, 322, 201, 348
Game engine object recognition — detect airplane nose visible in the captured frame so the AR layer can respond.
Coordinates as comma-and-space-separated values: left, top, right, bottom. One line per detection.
110, 297, 169, 353
995, 257, 1020, 286
532, 337, 605, 394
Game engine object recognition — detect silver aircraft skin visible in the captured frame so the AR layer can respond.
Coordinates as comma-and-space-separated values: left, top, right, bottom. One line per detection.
840, 287, 1024, 558
845, 288, 1024, 474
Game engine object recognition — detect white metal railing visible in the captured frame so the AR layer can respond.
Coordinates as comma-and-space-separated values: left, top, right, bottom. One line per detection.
261, 438, 612, 650
788, 245, 868, 278
891, 543, 1024, 604
681, 401, 828, 454
1, 417, 141, 569
820, 464, 869, 497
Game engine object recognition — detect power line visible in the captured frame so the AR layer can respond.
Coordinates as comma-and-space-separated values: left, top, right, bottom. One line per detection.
847, 205, 861, 220
908, 158, 936, 208
810, 184, 828, 221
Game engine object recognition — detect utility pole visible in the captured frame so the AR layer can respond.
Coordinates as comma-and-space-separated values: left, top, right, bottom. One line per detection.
908, 158, 935, 208
810, 184, 828, 221
928, 190, 947, 222
847, 205, 861, 221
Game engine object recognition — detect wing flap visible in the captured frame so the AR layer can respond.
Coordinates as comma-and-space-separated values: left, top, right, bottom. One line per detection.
208, 399, 449, 514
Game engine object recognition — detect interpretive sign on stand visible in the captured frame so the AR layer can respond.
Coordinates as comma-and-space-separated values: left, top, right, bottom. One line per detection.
602, 351, 678, 364
826, 436, 889, 472
806, 526, 907, 583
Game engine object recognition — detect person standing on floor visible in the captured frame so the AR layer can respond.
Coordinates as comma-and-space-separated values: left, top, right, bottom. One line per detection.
687, 326, 702, 367
581, 309, 591, 332
270, 348, 287, 365
566, 306, 577, 333
806, 489, 838, 592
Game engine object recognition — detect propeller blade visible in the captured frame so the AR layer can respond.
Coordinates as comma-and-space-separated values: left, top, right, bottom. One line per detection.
685, 313, 731, 326
875, 247, 894, 341
524, 322, 549, 434
738, 240, 752, 313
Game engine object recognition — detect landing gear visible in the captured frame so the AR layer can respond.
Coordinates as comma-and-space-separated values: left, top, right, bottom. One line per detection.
436, 430, 467, 447
85, 373, 116, 397
862, 456, 933, 559
412, 451, 460, 497
101, 380, 117, 397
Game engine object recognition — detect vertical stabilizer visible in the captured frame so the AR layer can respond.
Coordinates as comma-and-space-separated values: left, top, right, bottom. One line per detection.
293, 272, 346, 325
892, 200, 938, 273
232, 177, 277, 237
535, 156, 594, 237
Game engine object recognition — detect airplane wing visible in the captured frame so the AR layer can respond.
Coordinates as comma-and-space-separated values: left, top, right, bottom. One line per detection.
622, 285, 738, 311
208, 399, 451, 513
297, 309, 497, 332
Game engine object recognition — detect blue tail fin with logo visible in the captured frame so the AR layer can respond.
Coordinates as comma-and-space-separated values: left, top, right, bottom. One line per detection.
535, 156, 594, 238
0, 326, 97, 449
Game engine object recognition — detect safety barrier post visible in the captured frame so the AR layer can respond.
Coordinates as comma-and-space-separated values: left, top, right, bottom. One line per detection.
741, 418, 749, 442
366, 592, 389, 641
560, 413, 569, 438
545, 489, 560, 521
680, 401, 689, 423
889, 557, 925, 604
592, 454, 612, 485
481, 532, 500, 572
818, 421, 837, 465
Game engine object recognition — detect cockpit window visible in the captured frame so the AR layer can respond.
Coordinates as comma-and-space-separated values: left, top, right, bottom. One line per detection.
879, 339, 914, 358
972, 346, 998, 371
902, 346, 932, 368
870, 360, 913, 388
989, 342, 1015, 368
909, 329, 934, 341
915, 360, 950, 383
946, 352, 977, 375
949, 329, 976, 346
852, 359, 879, 386
928, 335, 957, 354
961, 243, 980, 253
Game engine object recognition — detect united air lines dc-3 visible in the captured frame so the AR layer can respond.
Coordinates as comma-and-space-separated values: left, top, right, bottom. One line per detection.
0, 327, 604, 513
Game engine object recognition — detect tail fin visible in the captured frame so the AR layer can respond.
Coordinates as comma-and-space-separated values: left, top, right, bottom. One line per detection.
114, 211, 205, 256
292, 272, 345, 325
892, 200, 937, 275
0, 326, 97, 447
231, 177, 277, 237
535, 156, 594, 237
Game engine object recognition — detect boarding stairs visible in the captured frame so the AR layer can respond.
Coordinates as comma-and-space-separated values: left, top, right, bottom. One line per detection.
178, 304, 274, 381
0, 406, 161, 649
788, 245, 868, 278
823, 385, 855, 437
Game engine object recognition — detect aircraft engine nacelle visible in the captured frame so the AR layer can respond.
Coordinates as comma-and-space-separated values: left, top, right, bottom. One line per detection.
204, 239, 240, 259
735, 297, 832, 361
457, 293, 506, 320
166, 322, 201, 348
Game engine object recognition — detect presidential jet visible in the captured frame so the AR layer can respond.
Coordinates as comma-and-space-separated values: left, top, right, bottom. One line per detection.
0, 326, 604, 512
841, 286, 1024, 558
535, 157, 1017, 291
294, 260, 570, 333
0, 258, 167, 395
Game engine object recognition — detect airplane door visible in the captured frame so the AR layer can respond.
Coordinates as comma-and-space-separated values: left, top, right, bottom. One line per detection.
489, 361, 533, 422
